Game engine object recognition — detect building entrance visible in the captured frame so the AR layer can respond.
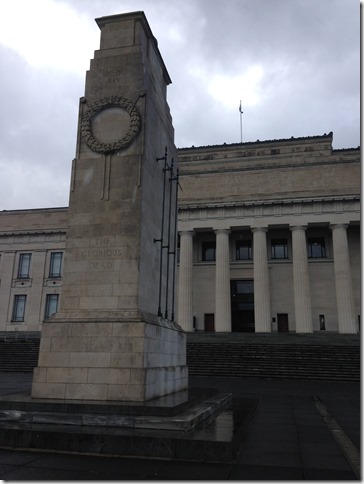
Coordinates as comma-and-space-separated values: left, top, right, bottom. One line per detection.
277, 313, 289, 333
231, 280, 255, 332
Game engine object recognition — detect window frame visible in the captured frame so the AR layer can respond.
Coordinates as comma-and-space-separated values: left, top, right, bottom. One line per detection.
49, 252, 63, 278
45, 294, 59, 319
308, 237, 326, 258
271, 238, 288, 259
236, 239, 252, 260
201, 241, 216, 262
12, 295, 27, 322
17, 253, 31, 279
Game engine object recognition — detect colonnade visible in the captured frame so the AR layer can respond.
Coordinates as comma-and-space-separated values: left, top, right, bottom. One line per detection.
177, 224, 357, 334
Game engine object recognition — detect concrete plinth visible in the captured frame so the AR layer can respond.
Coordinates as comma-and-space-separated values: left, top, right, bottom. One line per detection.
32, 316, 187, 401
0, 389, 246, 462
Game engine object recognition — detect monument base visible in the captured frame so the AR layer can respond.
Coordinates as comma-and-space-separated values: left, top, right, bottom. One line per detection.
31, 313, 188, 402
0, 388, 253, 463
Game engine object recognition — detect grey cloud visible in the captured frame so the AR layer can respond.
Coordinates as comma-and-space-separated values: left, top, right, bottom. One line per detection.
0, 0, 359, 210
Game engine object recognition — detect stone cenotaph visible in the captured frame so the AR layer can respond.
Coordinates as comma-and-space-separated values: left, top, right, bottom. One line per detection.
31, 12, 188, 402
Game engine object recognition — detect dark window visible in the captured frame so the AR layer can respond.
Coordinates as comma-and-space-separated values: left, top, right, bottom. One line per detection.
308, 237, 326, 258
231, 280, 254, 302
17, 253, 31, 279
236, 240, 252, 260
45, 294, 59, 319
202, 241, 216, 261
49, 252, 63, 278
12, 295, 27, 322
271, 238, 288, 259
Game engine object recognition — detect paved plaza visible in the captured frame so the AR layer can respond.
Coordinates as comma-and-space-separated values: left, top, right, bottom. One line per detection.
0, 372, 360, 480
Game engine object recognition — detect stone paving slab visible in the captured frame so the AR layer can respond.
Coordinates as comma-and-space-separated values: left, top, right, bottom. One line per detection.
0, 373, 359, 480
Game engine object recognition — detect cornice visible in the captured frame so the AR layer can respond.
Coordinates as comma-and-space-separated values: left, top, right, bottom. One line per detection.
178, 195, 360, 211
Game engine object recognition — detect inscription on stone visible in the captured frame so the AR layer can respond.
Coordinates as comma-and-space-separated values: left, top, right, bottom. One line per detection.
81, 237, 120, 270
89, 261, 114, 270
104, 67, 123, 85
82, 248, 122, 259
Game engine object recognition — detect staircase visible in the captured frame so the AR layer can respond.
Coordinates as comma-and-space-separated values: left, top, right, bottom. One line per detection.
0, 337, 40, 372
0, 332, 360, 381
187, 332, 360, 382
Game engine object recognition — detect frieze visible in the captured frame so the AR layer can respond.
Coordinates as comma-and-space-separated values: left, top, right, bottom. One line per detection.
180, 198, 360, 221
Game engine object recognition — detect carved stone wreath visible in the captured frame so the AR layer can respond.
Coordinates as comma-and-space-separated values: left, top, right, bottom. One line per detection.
81, 95, 141, 154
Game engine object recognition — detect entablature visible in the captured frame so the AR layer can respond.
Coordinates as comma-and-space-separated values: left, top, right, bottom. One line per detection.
178, 195, 360, 232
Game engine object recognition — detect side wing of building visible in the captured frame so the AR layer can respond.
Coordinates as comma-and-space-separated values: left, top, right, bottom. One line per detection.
0, 208, 67, 334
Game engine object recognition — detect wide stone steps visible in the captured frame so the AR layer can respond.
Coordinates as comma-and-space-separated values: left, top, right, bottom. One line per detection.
186, 334, 360, 382
0, 339, 40, 372
0, 333, 360, 382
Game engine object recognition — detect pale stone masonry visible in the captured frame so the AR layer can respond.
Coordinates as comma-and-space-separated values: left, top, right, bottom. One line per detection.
0, 135, 360, 337
252, 228, 271, 332
177, 231, 194, 332
0, 14, 359, 345
291, 226, 313, 333
331, 224, 357, 333
0, 208, 67, 333
215, 229, 232, 332
29, 12, 188, 401
176, 135, 360, 334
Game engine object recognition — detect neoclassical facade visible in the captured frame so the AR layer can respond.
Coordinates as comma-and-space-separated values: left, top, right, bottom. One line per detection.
176, 133, 360, 334
0, 133, 360, 335
0, 208, 67, 333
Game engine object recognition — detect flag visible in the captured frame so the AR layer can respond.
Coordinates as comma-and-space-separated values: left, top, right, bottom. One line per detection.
239, 101, 243, 114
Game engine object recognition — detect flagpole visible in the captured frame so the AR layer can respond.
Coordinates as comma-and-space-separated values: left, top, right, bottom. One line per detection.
239, 101, 243, 143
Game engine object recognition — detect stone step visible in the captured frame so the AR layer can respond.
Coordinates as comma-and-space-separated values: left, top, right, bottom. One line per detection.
0, 336, 360, 382
186, 335, 360, 381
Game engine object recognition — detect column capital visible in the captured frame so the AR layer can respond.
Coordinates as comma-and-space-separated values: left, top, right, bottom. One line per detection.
214, 228, 231, 235
290, 225, 307, 232
178, 230, 194, 237
329, 223, 349, 231
251, 226, 268, 233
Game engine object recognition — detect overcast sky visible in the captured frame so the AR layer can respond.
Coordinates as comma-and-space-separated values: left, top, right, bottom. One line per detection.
0, 0, 360, 210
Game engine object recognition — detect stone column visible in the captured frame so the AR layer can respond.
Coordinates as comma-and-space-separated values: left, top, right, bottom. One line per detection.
252, 227, 271, 332
330, 224, 357, 333
215, 229, 231, 332
177, 231, 194, 331
290, 226, 313, 333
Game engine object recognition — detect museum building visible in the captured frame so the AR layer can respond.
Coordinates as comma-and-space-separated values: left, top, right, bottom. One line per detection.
0, 132, 360, 335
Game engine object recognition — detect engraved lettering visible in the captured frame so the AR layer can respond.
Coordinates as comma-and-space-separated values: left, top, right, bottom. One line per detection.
89, 261, 114, 270
95, 237, 111, 246
107, 77, 121, 84
104, 68, 123, 75
82, 248, 122, 259
80, 237, 121, 270
91, 236, 115, 247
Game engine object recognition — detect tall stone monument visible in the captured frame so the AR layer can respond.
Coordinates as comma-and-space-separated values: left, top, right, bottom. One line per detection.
32, 11, 188, 401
